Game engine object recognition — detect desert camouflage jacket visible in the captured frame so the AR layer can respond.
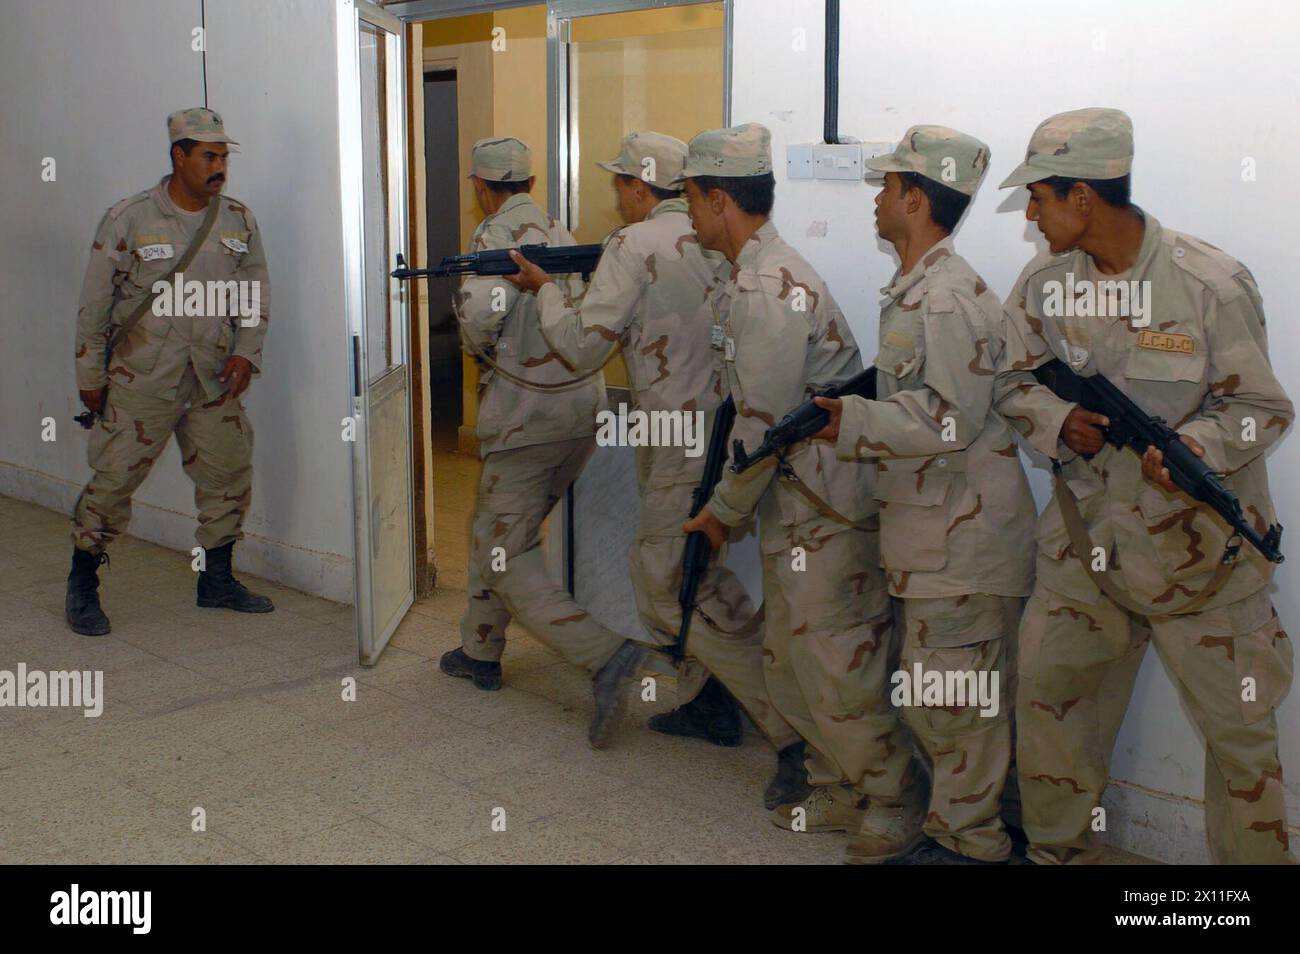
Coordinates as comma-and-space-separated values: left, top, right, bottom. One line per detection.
76, 176, 270, 402
707, 221, 876, 555
836, 238, 1036, 598
457, 193, 605, 456
994, 211, 1293, 612
535, 197, 727, 536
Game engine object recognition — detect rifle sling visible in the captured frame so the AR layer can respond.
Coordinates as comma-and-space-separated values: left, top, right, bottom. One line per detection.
108, 195, 221, 354
453, 296, 604, 393
775, 452, 879, 532
1052, 465, 1234, 618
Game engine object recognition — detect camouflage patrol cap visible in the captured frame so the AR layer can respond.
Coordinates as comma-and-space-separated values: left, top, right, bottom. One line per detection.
864, 125, 990, 196
678, 123, 772, 179
468, 136, 532, 182
597, 131, 688, 191
999, 107, 1133, 189
167, 107, 239, 150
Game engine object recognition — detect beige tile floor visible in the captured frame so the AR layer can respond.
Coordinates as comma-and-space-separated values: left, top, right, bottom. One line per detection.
0, 493, 1153, 865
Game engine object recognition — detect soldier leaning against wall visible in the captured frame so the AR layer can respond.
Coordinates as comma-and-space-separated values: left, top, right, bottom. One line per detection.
993, 108, 1295, 865
814, 125, 1036, 865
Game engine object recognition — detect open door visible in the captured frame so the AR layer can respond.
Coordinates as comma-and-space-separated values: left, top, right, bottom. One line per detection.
338, 0, 415, 665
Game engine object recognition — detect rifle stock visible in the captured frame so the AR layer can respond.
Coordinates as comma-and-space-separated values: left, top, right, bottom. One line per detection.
1031, 357, 1283, 564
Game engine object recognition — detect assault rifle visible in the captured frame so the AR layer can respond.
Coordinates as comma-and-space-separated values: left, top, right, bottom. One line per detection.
672, 396, 736, 664
1032, 357, 1283, 564
391, 243, 604, 282
729, 366, 878, 474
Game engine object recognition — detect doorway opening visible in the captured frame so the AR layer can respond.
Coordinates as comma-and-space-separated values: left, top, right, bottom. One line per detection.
415, 5, 552, 597
423, 67, 461, 462
398, 0, 729, 654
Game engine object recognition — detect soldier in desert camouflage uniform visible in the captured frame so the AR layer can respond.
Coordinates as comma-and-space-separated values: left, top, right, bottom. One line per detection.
438, 137, 644, 750
678, 124, 917, 842
506, 131, 807, 807
67, 108, 274, 636
994, 108, 1294, 864
814, 127, 1036, 864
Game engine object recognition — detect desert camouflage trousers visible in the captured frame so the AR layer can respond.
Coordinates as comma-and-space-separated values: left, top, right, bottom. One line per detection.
72, 365, 253, 554
630, 521, 800, 749
460, 437, 625, 673
1018, 583, 1295, 865
897, 594, 1023, 862
762, 524, 913, 800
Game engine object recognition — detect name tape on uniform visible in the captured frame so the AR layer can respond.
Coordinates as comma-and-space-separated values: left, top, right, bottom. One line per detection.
1136, 330, 1195, 355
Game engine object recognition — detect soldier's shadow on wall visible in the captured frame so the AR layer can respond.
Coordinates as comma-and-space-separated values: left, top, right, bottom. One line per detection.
994, 187, 1054, 508
996, 187, 1050, 260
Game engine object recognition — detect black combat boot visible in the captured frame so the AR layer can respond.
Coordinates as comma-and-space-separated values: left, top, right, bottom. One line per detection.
646, 676, 743, 747
196, 542, 275, 613
763, 740, 812, 810
883, 839, 1009, 866
65, 547, 111, 636
440, 647, 503, 691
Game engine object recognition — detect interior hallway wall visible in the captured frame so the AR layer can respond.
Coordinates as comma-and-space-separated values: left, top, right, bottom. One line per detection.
0, 0, 355, 602
730, 0, 1300, 861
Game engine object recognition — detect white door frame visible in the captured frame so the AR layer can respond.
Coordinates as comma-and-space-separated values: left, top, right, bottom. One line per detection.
337, 0, 416, 665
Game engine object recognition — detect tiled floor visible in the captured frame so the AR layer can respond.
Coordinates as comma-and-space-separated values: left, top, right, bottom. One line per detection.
0, 493, 1152, 865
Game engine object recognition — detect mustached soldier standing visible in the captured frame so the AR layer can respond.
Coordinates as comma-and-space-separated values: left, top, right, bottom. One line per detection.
507, 131, 807, 807
439, 137, 645, 749
994, 108, 1295, 864
814, 127, 1036, 864
679, 124, 919, 850
67, 108, 274, 636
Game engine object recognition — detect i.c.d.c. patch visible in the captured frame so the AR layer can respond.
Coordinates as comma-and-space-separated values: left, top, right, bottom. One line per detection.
1135, 330, 1195, 355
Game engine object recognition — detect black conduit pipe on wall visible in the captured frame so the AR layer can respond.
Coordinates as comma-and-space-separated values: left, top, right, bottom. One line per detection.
824, 0, 840, 144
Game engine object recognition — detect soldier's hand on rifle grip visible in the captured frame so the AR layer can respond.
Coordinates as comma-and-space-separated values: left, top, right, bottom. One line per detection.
810, 396, 842, 442
79, 387, 107, 415
683, 505, 728, 552
504, 250, 553, 294
1142, 436, 1205, 494
1060, 406, 1110, 456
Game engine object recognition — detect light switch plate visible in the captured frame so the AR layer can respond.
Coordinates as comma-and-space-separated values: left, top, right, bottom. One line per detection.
786, 142, 814, 179
812, 141, 862, 180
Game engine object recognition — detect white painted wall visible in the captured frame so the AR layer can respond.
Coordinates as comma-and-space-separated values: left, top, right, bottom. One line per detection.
0, 0, 354, 602
731, 0, 1300, 861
